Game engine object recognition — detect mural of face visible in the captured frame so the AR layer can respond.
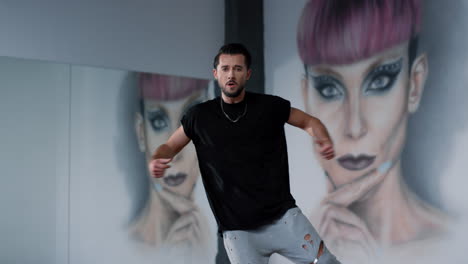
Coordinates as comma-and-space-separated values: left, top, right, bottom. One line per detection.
136, 90, 206, 198
303, 42, 427, 197
131, 74, 212, 252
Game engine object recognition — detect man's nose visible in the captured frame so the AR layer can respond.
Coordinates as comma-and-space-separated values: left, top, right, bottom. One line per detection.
228, 69, 235, 78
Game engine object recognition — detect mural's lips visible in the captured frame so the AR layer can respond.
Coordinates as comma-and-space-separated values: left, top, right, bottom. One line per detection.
337, 154, 376, 171
163, 172, 187, 187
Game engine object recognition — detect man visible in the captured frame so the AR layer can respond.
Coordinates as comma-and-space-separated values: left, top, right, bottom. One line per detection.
148, 43, 341, 264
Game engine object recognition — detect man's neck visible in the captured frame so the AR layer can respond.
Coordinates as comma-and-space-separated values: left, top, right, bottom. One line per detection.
222, 90, 246, 104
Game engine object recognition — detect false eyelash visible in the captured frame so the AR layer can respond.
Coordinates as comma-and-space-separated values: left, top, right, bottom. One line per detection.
372, 58, 403, 74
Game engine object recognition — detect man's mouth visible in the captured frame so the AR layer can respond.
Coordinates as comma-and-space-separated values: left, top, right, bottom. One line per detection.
337, 154, 376, 171
226, 81, 237, 87
163, 172, 187, 187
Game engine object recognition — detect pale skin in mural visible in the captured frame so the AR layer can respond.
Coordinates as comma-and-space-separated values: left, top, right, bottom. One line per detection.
297, 1, 451, 263
304, 45, 450, 263
130, 76, 210, 255
298, 0, 449, 263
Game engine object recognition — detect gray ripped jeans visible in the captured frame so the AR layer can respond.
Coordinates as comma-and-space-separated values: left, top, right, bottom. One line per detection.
223, 207, 341, 264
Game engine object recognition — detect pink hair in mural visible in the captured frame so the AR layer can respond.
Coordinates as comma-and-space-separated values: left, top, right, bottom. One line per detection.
297, 0, 421, 65
139, 72, 209, 101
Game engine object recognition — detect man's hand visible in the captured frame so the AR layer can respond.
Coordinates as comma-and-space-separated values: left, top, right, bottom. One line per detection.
315, 138, 335, 160
148, 126, 192, 178
148, 158, 172, 178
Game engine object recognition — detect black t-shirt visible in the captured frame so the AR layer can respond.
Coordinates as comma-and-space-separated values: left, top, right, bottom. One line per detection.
181, 92, 296, 232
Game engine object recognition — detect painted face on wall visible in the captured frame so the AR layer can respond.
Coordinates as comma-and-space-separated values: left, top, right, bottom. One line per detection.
136, 90, 206, 198
303, 42, 427, 188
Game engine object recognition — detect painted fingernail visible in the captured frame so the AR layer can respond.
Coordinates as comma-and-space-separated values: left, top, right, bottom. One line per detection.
378, 160, 392, 174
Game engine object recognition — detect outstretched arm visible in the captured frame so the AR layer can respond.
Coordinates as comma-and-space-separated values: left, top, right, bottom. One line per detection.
149, 125, 191, 178
287, 107, 335, 160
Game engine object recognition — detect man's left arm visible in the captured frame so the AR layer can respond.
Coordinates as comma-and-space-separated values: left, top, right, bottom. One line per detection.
287, 107, 335, 160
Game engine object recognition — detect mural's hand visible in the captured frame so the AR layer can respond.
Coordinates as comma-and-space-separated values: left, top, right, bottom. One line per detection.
158, 188, 210, 249
164, 210, 211, 250
149, 158, 172, 178
313, 161, 393, 264
323, 161, 392, 207
315, 138, 335, 160
315, 203, 376, 264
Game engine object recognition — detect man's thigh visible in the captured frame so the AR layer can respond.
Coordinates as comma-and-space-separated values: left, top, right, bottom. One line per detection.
223, 230, 270, 264
275, 207, 341, 264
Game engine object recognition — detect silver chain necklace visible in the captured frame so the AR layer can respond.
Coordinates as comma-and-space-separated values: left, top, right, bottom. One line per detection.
220, 97, 247, 123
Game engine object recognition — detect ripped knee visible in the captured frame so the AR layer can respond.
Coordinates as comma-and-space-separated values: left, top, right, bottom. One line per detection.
301, 233, 325, 264
311, 240, 324, 264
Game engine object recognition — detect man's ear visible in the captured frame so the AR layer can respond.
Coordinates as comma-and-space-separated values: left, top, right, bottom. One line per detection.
135, 112, 146, 152
212, 69, 217, 80
408, 53, 428, 113
246, 68, 252, 80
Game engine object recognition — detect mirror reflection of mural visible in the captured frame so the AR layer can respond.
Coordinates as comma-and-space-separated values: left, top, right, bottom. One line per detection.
130, 73, 211, 257
297, 0, 450, 263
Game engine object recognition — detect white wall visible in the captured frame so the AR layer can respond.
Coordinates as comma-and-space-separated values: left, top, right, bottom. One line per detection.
0, 0, 224, 79
0, 57, 70, 264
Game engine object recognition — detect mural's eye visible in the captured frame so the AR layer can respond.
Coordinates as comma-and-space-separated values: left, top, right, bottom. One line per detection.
369, 75, 391, 91
148, 110, 169, 132
318, 85, 342, 99
312, 75, 344, 101
364, 58, 402, 95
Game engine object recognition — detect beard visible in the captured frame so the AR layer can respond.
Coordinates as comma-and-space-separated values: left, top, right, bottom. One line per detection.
220, 83, 245, 98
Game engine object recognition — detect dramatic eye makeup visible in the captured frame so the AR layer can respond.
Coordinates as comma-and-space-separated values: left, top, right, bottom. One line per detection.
363, 58, 403, 95
310, 75, 345, 101
147, 108, 170, 132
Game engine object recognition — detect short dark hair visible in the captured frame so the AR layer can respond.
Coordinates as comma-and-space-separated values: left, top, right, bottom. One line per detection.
213, 43, 252, 69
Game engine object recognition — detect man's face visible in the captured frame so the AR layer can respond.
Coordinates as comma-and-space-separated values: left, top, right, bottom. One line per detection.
213, 54, 252, 98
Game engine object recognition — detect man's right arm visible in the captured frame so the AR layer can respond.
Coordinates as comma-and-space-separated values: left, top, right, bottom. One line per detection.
149, 125, 191, 178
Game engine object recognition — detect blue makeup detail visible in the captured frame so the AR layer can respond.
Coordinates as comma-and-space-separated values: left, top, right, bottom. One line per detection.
363, 58, 403, 95
147, 108, 169, 132
311, 75, 345, 101
153, 181, 163, 192
377, 160, 393, 174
